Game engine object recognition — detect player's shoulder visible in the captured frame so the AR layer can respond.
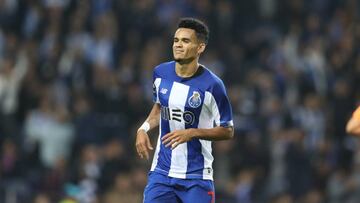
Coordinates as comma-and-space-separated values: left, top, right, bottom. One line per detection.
153, 61, 175, 76
201, 65, 226, 89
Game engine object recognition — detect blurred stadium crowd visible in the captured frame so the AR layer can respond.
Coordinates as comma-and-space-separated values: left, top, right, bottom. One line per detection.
0, 0, 359, 202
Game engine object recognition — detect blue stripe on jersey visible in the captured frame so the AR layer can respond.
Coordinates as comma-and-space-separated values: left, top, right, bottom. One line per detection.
185, 87, 204, 179
155, 79, 173, 175
211, 80, 233, 127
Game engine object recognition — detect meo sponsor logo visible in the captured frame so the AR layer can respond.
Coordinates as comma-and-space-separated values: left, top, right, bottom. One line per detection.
161, 106, 195, 125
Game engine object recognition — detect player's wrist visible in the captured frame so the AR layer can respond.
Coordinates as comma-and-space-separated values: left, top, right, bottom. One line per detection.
188, 128, 197, 139
138, 121, 150, 133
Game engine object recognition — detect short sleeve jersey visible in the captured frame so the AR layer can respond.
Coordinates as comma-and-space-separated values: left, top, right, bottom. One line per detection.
151, 61, 233, 180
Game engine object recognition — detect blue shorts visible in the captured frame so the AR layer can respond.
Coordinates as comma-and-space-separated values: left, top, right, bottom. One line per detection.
143, 172, 215, 203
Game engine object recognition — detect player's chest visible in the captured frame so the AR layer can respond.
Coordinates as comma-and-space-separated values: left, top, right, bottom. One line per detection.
157, 79, 206, 110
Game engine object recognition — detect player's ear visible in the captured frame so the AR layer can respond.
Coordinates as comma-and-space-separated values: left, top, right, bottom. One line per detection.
197, 43, 206, 55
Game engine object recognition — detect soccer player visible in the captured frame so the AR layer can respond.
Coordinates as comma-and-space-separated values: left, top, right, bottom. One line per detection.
135, 18, 234, 203
346, 106, 360, 136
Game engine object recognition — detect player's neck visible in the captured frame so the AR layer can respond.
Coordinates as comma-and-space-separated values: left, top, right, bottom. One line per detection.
175, 59, 199, 78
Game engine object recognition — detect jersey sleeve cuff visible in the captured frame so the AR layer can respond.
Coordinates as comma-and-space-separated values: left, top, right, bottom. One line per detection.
217, 120, 233, 127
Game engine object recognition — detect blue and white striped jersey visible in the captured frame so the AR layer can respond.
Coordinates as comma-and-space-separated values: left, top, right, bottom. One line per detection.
151, 61, 233, 180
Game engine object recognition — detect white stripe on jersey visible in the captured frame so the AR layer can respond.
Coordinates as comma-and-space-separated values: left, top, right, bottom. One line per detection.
208, 91, 221, 126
198, 91, 215, 179
206, 90, 234, 127
168, 82, 189, 179
150, 120, 161, 171
200, 139, 213, 179
154, 78, 161, 104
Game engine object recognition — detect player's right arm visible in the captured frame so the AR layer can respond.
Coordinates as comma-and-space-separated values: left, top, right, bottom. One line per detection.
346, 106, 360, 136
135, 103, 160, 160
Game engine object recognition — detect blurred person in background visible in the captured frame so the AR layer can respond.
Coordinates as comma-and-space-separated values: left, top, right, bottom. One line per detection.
24, 89, 74, 169
284, 129, 313, 200
102, 172, 142, 203
0, 49, 28, 143
135, 18, 234, 203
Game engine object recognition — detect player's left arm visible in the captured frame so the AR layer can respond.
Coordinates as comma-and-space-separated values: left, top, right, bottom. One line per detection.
162, 126, 233, 149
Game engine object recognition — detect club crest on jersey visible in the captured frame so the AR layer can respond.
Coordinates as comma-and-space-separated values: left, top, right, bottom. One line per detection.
188, 91, 202, 108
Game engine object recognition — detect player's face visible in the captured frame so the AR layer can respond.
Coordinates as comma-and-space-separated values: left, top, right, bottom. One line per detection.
173, 28, 205, 63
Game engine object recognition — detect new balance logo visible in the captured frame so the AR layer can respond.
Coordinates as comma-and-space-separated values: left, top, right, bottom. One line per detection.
160, 88, 168, 94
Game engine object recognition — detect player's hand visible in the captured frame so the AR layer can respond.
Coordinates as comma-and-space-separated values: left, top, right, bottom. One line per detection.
162, 129, 194, 149
136, 130, 153, 160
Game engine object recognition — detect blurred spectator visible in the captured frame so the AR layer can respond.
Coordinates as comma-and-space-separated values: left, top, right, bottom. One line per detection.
98, 139, 130, 194
292, 93, 326, 152
234, 169, 256, 203
33, 193, 51, 203
285, 129, 313, 199
0, 49, 28, 142
24, 90, 74, 168
102, 172, 142, 203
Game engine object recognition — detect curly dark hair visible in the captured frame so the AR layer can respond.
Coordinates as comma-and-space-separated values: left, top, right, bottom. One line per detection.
178, 18, 210, 44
